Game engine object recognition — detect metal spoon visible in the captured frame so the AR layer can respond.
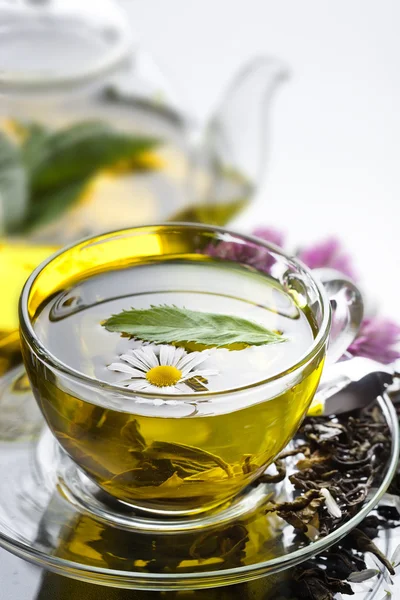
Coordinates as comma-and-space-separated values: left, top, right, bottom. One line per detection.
308, 357, 399, 416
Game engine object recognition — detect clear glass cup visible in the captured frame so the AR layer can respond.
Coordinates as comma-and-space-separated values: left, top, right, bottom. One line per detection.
19, 224, 363, 516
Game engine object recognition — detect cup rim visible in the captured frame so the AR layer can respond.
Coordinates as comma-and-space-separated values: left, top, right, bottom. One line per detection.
19, 223, 331, 400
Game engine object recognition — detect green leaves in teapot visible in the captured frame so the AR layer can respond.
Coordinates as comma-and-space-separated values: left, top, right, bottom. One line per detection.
0, 119, 160, 235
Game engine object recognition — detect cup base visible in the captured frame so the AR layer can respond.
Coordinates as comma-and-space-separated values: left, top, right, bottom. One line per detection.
37, 428, 277, 533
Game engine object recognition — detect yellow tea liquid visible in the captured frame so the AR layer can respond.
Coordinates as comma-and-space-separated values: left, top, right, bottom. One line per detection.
27, 259, 323, 514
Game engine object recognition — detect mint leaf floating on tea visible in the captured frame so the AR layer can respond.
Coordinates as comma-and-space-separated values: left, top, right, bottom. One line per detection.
103, 305, 287, 347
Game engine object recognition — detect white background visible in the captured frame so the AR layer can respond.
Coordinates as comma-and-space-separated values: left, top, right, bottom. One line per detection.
1, 4, 400, 595
121, 0, 400, 318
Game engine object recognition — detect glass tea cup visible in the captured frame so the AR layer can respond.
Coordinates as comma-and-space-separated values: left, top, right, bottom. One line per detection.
19, 224, 363, 517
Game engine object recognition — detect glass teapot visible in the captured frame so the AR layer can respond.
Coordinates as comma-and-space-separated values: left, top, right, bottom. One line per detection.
0, 0, 287, 370
0, 0, 288, 238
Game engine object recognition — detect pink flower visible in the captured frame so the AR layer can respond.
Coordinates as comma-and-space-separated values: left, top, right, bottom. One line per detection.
205, 226, 400, 365
204, 227, 285, 272
252, 227, 285, 248
297, 238, 356, 280
347, 317, 400, 364
204, 240, 270, 270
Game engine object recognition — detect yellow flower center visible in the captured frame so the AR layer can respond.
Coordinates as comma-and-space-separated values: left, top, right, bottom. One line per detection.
145, 365, 182, 387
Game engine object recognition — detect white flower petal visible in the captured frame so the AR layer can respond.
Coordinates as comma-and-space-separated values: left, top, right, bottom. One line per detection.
197, 369, 219, 377
181, 368, 219, 381
180, 356, 213, 377
170, 346, 186, 366
175, 353, 198, 371
117, 377, 140, 386
320, 488, 342, 518
161, 386, 182, 394
137, 383, 176, 394
159, 345, 174, 366
108, 363, 148, 378
120, 352, 149, 371
126, 380, 152, 391
111, 345, 218, 395
107, 363, 139, 375
177, 351, 210, 372
128, 348, 155, 370
175, 382, 190, 392
141, 346, 159, 368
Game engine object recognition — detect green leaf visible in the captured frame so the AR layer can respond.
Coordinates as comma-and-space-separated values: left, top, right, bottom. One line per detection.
102, 304, 287, 347
143, 441, 232, 477
23, 179, 87, 231
0, 132, 28, 233
30, 121, 159, 193
19, 122, 51, 174
9, 119, 161, 234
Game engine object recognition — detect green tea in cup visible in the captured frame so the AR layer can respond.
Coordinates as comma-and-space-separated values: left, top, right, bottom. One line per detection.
19, 225, 355, 516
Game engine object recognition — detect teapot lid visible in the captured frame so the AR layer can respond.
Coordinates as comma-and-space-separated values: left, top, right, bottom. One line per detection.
0, 0, 132, 90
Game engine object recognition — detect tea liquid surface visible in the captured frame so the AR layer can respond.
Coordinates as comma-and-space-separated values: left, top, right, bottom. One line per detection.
34, 261, 314, 393
31, 259, 323, 513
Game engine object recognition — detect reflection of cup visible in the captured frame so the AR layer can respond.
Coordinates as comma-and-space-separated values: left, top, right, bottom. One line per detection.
19, 224, 363, 516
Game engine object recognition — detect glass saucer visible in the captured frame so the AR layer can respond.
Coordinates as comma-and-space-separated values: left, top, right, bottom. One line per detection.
0, 365, 398, 591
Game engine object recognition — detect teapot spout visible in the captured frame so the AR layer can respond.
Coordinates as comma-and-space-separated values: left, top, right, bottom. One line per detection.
207, 56, 289, 189
183, 57, 289, 225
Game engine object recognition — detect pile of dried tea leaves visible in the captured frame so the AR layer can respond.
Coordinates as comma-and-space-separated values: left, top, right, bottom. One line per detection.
258, 400, 400, 599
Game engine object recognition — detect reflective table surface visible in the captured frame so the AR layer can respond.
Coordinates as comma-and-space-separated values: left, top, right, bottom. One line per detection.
2, 520, 400, 600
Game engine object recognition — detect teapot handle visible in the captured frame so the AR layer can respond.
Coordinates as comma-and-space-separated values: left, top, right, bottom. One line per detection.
313, 268, 364, 365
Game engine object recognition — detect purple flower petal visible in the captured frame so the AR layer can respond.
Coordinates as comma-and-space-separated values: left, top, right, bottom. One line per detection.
204, 227, 285, 273
252, 227, 285, 248
297, 238, 356, 280
204, 240, 271, 271
347, 317, 400, 364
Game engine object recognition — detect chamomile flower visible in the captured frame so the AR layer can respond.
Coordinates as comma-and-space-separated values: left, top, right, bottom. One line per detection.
108, 345, 218, 393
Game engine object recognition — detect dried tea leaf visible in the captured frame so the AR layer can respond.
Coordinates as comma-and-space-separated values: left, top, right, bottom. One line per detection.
349, 528, 395, 575
185, 466, 228, 481
241, 454, 260, 475
323, 548, 366, 579
258, 459, 286, 483
303, 422, 345, 442
296, 450, 330, 470
105, 460, 176, 488
166, 459, 210, 478
144, 441, 233, 477
56, 431, 138, 478
280, 497, 323, 532
159, 472, 184, 488
189, 524, 248, 563
265, 490, 325, 532
271, 489, 322, 512
184, 376, 209, 392
278, 446, 309, 459
121, 420, 146, 452
293, 567, 354, 600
